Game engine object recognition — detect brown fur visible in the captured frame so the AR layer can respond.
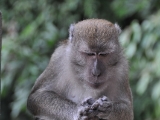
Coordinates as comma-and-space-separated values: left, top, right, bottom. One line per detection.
27, 19, 133, 120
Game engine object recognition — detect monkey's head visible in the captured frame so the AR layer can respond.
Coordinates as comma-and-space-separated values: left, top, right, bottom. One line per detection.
68, 19, 125, 89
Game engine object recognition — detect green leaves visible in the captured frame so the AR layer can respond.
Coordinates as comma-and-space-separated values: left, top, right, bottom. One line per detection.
120, 10, 160, 119
137, 72, 150, 95
1, 0, 160, 120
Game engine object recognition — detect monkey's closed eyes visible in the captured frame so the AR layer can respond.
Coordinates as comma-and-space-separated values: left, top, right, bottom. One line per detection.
84, 52, 109, 57
98, 52, 109, 57
86, 52, 96, 56
27, 19, 133, 120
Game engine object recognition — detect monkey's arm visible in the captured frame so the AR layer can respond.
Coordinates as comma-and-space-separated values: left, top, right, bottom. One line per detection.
81, 83, 133, 120
107, 100, 133, 120
108, 82, 134, 120
96, 88, 133, 120
27, 51, 78, 120
27, 89, 77, 120
80, 95, 133, 120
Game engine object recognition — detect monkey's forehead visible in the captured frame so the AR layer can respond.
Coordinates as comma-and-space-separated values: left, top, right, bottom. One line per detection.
73, 19, 118, 40
76, 19, 113, 26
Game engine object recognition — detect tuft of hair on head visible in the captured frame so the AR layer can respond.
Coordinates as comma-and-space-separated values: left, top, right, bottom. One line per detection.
114, 23, 121, 35
69, 24, 75, 42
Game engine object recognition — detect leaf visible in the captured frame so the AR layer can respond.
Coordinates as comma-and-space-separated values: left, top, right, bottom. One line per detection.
125, 42, 137, 58
131, 21, 142, 43
152, 81, 160, 100
119, 27, 131, 46
137, 72, 150, 95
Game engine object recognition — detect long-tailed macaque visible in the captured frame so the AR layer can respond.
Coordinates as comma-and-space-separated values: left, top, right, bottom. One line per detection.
27, 19, 133, 120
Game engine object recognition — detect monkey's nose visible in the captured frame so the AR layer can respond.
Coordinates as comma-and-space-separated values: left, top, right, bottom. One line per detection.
92, 68, 101, 77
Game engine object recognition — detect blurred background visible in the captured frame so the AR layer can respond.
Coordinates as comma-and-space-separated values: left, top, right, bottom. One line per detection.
1, 0, 160, 120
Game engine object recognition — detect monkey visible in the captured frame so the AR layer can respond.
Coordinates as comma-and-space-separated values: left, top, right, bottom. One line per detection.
27, 19, 133, 120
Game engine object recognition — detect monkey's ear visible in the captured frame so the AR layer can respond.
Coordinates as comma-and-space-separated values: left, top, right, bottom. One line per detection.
69, 24, 75, 42
114, 23, 121, 35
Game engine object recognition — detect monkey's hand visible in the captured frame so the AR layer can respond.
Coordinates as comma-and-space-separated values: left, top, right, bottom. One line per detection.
91, 96, 112, 119
75, 98, 99, 120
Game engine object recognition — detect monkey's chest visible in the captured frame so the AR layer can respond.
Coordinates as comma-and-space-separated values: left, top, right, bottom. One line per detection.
66, 86, 101, 104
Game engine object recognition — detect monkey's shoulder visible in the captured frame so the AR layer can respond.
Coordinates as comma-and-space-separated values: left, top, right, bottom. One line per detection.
50, 40, 68, 60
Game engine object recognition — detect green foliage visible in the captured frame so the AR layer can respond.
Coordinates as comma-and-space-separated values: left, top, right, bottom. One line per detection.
112, 0, 147, 18
120, 11, 160, 120
1, 0, 160, 120
112, 0, 159, 19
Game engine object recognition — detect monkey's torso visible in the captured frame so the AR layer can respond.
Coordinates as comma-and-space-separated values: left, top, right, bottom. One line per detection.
27, 19, 133, 120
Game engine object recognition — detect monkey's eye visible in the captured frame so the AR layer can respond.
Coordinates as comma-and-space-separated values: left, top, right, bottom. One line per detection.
98, 52, 108, 56
86, 52, 96, 56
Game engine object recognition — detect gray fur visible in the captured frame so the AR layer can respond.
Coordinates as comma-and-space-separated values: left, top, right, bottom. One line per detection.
27, 19, 133, 120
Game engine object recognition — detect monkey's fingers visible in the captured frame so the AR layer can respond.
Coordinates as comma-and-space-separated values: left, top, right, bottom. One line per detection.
91, 98, 102, 110
98, 101, 112, 112
79, 116, 88, 120
88, 116, 99, 120
87, 109, 99, 117
82, 97, 95, 106
76, 108, 89, 120
78, 106, 90, 116
96, 110, 111, 120
101, 96, 109, 101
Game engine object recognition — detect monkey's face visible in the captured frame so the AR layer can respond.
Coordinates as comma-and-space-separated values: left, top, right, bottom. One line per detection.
69, 19, 122, 88
71, 40, 120, 89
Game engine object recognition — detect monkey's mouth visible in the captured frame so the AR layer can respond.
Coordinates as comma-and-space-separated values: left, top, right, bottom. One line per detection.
86, 78, 104, 88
